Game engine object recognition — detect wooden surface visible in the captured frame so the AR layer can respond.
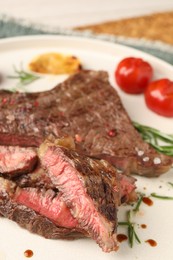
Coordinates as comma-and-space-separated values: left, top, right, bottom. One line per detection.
76, 11, 173, 45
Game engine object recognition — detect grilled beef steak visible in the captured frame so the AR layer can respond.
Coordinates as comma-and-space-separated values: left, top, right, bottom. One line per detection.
14, 187, 78, 228
0, 145, 37, 177
0, 142, 135, 252
16, 163, 136, 204
0, 177, 85, 239
0, 70, 171, 177
0, 136, 136, 252
38, 140, 121, 252
0, 69, 171, 252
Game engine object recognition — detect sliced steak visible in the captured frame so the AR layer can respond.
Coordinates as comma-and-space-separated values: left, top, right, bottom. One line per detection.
0, 70, 171, 177
119, 174, 137, 203
0, 145, 37, 177
0, 137, 137, 251
16, 163, 136, 204
15, 163, 55, 189
38, 140, 121, 252
14, 188, 78, 229
0, 177, 85, 239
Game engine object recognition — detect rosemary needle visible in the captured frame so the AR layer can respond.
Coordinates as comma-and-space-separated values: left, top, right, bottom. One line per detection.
133, 121, 173, 156
8, 65, 40, 89
168, 182, 173, 188
133, 194, 144, 213
151, 193, 173, 200
118, 210, 141, 248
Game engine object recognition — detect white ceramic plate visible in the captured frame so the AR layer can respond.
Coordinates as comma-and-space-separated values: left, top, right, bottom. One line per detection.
0, 35, 172, 260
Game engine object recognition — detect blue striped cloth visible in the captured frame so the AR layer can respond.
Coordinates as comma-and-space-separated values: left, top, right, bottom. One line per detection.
1, 16, 173, 65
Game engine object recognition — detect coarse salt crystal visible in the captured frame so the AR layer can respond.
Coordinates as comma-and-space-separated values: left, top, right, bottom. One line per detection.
153, 157, 161, 165
33, 127, 39, 133
6, 114, 15, 123
137, 150, 144, 156
143, 157, 149, 162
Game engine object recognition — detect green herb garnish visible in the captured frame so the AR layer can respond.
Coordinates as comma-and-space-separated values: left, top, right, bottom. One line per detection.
8, 65, 40, 90
168, 182, 173, 188
118, 210, 141, 248
118, 193, 144, 247
133, 194, 144, 213
151, 192, 173, 200
133, 121, 173, 156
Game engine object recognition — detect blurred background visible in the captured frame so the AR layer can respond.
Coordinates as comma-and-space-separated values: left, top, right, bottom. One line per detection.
0, 0, 173, 28
0, 0, 173, 62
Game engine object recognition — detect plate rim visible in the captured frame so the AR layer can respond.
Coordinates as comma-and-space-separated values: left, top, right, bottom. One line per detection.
0, 34, 173, 71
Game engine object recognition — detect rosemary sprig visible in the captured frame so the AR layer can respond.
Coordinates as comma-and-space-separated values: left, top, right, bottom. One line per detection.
168, 182, 173, 188
133, 194, 144, 213
133, 121, 173, 156
8, 65, 40, 90
151, 192, 173, 200
118, 210, 141, 248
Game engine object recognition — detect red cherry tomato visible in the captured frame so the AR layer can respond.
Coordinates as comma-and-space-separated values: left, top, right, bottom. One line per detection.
115, 57, 153, 94
145, 79, 173, 117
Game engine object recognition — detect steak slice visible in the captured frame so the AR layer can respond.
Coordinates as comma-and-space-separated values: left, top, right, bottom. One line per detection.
0, 70, 171, 176
15, 163, 55, 189
16, 163, 137, 204
38, 140, 121, 252
11, 136, 136, 204
0, 177, 85, 239
14, 187, 78, 229
0, 145, 37, 177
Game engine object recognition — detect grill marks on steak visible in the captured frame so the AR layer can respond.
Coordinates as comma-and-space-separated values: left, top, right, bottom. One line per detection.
0, 146, 37, 177
0, 70, 171, 177
39, 140, 120, 252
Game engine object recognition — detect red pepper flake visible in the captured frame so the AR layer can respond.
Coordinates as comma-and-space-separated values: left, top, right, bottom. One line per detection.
108, 129, 117, 137
9, 99, 15, 105
33, 101, 39, 107
75, 134, 82, 143
2, 97, 8, 104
